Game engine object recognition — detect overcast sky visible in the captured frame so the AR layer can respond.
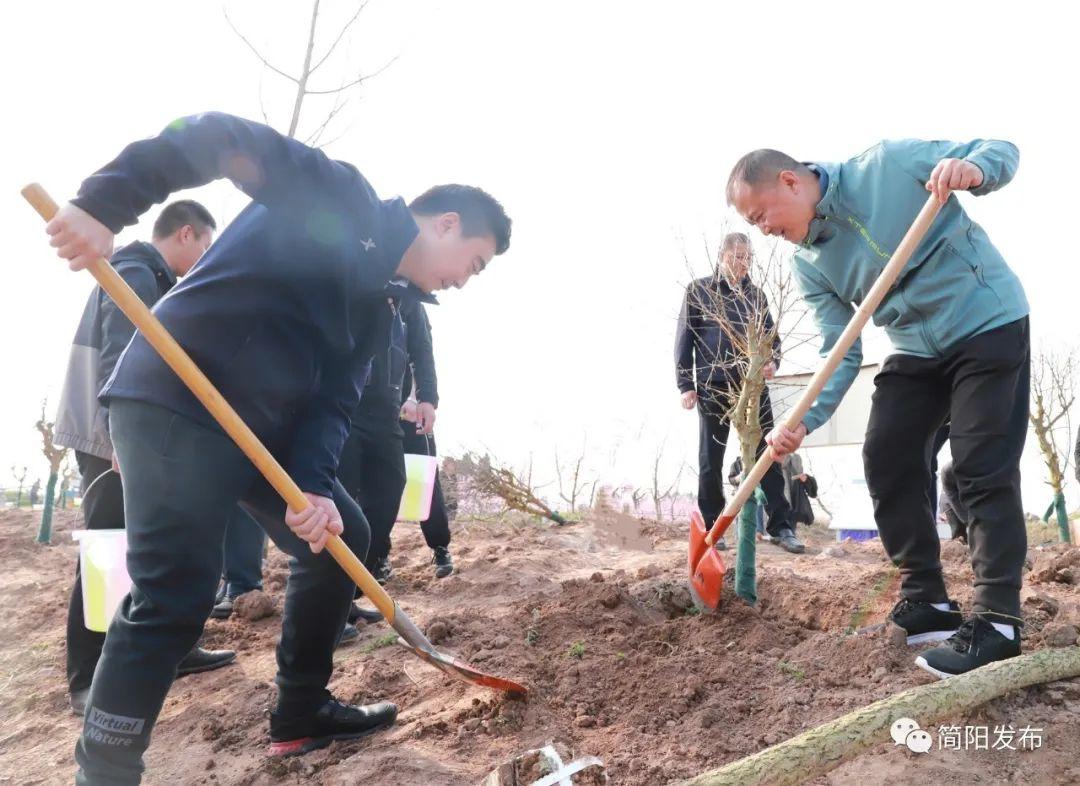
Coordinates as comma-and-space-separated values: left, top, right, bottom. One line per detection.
2, 0, 1076, 511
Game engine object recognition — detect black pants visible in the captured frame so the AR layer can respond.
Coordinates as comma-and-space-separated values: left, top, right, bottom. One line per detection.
863, 318, 1029, 624
402, 428, 451, 550
66, 457, 262, 694
75, 401, 371, 786
337, 422, 407, 569
927, 422, 951, 515
221, 506, 266, 598
697, 386, 793, 536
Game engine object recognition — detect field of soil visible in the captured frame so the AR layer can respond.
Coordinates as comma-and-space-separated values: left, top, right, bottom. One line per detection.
2, 506, 1079, 785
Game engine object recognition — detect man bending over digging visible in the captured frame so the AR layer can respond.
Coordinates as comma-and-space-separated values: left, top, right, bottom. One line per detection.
726, 139, 1028, 678
43, 111, 511, 785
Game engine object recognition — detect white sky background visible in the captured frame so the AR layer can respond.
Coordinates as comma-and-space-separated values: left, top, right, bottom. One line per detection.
1, 0, 1077, 512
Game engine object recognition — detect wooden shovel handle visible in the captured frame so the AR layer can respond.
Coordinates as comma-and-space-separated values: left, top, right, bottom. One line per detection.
22, 183, 397, 621
707, 193, 943, 545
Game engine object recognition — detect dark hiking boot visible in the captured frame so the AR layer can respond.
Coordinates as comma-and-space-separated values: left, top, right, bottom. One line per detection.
348, 602, 384, 626
774, 528, 805, 554
373, 556, 394, 585
432, 546, 454, 578
915, 616, 1021, 679
70, 687, 89, 716
336, 623, 360, 649
176, 647, 237, 676
268, 697, 398, 757
888, 598, 963, 645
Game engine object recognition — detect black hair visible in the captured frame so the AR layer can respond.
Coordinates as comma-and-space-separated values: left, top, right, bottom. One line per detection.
152, 199, 216, 240
725, 149, 810, 205
409, 185, 512, 255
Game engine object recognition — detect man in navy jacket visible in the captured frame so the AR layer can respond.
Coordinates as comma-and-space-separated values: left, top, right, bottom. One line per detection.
44, 112, 511, 786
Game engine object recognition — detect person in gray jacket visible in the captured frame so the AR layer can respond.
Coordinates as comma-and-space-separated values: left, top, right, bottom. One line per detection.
55, 200, 237, 715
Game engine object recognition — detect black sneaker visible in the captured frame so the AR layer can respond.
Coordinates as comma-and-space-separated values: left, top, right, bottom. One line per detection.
176, 647, 237, 676
432, 546, 454, 578
336, 623, 360, 649
268, 697, 398, 757
915, 616, 1021, 679
348, 602, 385, 625
70, 687, 89, 717
373, 556, 393, 585
888, 598, 963, 645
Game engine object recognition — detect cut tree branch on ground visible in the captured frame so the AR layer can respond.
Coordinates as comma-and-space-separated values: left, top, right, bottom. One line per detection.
677, 645, 1080, 786
456, 452, 567, 525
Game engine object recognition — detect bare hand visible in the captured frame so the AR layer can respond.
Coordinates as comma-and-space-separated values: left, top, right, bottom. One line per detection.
285, 493, 344, 554
46, 203, 115, 271
111, 454, 121, 475
763, 361, 777, 380
399, 399, 418, 423
681, 390, 698, 410
416, 402, 437, 434
926, 158, 984, 204
766, 422, 807, 459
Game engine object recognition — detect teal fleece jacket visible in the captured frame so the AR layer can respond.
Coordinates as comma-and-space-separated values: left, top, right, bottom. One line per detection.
794, 138, 1028, 433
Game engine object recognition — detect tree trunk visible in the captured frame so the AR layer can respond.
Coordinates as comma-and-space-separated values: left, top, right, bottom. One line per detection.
287, 0, 321, 138
734, 489, 762, 605
677, 646, 1080, 786
37, 471, 57, 544
1054, 491, 1071, 544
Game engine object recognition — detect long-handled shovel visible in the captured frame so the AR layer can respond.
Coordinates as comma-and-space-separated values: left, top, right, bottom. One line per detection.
23, 183, 527, 698
689, 193, 944, 611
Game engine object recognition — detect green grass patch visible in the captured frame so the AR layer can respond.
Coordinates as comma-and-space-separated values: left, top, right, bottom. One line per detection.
778, 660, 805, 680
362, 633, 399, 653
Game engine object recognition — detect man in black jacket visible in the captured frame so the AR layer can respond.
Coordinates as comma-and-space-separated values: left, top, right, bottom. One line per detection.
43, 112, 512, 786
53, 201, 236, 716
675, 233, 802, 553
338, 291, 444, 589
399, 348, 455, 579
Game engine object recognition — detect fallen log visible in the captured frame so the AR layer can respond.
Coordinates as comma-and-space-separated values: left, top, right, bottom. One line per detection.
678, 646, 1080, 786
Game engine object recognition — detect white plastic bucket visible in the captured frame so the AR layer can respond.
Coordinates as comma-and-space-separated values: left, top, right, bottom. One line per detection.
397, 454, 438, 522
72, 529, 131, 632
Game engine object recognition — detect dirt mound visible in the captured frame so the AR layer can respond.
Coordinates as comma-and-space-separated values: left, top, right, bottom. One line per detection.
233, 590, 276, 622
3, 509, 1080, 785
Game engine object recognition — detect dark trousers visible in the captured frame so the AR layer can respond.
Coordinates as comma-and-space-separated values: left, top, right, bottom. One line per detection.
76, 401, 370, 786
221, 507, 266, 598
67, 460, 264, 694
402, 428, 451, 550
697, 387, 793, 536
337, 422, 406, 569
863, 318, 1029, 624
928, 422, 951, 515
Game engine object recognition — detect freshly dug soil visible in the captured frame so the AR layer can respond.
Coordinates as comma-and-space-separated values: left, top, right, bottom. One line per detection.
2, 507, 1078, 785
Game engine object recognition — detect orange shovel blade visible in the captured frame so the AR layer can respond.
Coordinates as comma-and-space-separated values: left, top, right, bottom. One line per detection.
690, 513, 734, 610
688, 510, 710, 576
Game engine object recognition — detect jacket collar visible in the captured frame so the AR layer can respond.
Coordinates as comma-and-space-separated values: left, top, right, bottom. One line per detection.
802, 161, 841, 247
385, 277, 438, 305
114, 241, 178, 288
378, 197, 420, 277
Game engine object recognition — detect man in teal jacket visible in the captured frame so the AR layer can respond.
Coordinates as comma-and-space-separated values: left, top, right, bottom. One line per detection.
727, 139, 1029, 678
